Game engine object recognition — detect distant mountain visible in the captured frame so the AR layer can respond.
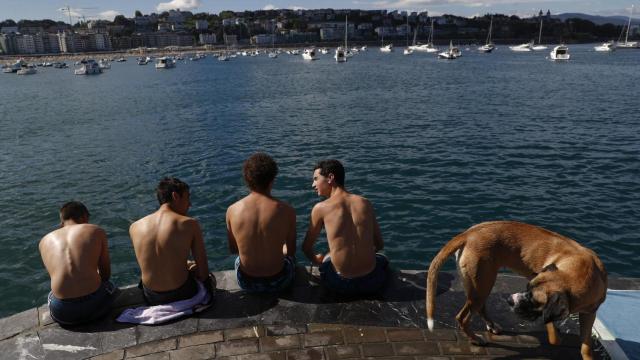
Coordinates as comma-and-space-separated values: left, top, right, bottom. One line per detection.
551, 13, 639, 26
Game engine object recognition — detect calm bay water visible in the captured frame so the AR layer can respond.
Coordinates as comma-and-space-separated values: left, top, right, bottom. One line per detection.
0, 44, 638, 317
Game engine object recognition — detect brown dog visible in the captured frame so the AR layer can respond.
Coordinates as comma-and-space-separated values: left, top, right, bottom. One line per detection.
426, 221, 607, 360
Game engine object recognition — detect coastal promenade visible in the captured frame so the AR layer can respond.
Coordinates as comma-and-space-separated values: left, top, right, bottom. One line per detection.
1, 269, 638, 360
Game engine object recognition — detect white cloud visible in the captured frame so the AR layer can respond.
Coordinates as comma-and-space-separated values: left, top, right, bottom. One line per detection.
97, 10, 122, 21
263, 4, 278, 10
156, 0, 201, 12
289, 5, 308, 10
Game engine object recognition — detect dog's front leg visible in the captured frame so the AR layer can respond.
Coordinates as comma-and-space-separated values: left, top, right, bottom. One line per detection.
578, 312, 596, 360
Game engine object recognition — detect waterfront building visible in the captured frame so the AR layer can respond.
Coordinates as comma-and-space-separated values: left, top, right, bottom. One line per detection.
43, 33, 60, 53
18, 26, 44, 35
199, 33, 216, 45
195, 20, 209, 30
16, 34, 37, 54
0, 33, 17, 54
1, 26, 18, 34
251, 34, 274, 45
57, 32, 76, 53
157, 23, 172, 32
92, 33, 112, 51
224, 34, 238, 46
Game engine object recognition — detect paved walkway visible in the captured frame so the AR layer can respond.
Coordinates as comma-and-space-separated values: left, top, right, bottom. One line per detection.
1, 268, 637, 360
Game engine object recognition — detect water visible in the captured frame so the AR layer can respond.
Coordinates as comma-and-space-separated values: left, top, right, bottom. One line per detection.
0, 45, 638, 317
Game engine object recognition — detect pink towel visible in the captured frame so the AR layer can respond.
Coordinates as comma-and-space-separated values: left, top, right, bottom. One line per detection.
116, 281, 212, 324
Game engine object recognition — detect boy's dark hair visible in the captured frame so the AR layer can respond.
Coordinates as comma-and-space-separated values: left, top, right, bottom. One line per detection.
156, 177, 190, 205
60, 201, 90, 221
314, 159, 345, 187
243, 153, 278, 192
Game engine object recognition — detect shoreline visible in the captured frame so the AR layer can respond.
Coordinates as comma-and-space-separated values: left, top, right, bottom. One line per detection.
1, 40, 631, 64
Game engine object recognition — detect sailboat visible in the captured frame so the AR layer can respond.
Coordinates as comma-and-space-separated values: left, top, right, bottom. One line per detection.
532, 17, 548, 50
335, 16, 348, 62
478, 16, 495, 52
403, 16, 413, 55
268, 30, 278, 58
438, 40, 458, 59
379, 27, 393, 52
410, 19, 438, 52
509, 40, 533, 52
617, 5, 638, 49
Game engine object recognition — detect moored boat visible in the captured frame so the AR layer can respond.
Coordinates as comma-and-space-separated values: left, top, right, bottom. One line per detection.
549, 45, 570, 61
594, 41, 616, 52
302, 48, 317, 60
155, 57, 176, 68
74, 59, 102, 75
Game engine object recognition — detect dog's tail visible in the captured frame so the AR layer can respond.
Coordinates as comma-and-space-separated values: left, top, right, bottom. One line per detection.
426, 231, 468, 331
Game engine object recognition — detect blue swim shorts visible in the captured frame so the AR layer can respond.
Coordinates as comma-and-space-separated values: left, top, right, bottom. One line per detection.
48, 281, 117, 325
235, 256, 296, 293
319, 254, 389, 295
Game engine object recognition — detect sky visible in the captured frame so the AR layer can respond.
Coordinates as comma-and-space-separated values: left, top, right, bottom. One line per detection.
0, 0, 638, 23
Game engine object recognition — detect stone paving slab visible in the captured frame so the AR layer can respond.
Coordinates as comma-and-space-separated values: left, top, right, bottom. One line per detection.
1, 270, 638, 359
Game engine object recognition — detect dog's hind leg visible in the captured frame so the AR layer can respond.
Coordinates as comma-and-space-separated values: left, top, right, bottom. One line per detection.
480, 305, 502, 335
455, 300, 487, 346
578, 312, 596, 360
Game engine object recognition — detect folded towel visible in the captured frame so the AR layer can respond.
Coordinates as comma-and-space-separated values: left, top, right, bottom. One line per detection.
116, 280, 212, 325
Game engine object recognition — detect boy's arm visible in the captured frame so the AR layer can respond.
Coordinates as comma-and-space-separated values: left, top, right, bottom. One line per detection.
284, 206, 297, 257
226, 208, 239, 254
190, 219, 210, 282
302, 205, 324, 265
96, 228, 111, 281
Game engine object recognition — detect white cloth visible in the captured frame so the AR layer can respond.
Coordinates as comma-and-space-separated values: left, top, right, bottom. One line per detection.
116, 281, 211, 324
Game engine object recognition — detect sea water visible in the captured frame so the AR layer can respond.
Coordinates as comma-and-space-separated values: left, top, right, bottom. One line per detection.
0, 44, 638, 317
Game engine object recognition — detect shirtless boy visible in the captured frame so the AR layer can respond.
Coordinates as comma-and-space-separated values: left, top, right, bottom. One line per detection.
130, 177, 211, 305
303, 160, 388, 295
39, 201, 116, 325
226, 153, 297, 293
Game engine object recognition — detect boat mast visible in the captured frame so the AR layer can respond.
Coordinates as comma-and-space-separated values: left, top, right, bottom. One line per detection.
429, 19, 435, 45
538, 17, 543, 44
345, 15, 348, 49
626, 5, 633, 44
406, 16, 409, 46
487, 16, 493, 45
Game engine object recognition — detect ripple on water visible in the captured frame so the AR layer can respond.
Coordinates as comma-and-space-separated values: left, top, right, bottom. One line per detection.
0, 46, 639, 317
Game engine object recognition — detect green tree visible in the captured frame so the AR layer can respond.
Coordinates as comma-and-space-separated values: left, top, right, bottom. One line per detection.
219, 11, 235, 19
135, 10, 143, 17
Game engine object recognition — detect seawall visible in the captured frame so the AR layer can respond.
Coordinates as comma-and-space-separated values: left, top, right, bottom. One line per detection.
1, 268, 638, 360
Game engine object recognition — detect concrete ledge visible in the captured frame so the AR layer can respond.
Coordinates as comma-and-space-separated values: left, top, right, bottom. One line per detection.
1, 269, 638, 360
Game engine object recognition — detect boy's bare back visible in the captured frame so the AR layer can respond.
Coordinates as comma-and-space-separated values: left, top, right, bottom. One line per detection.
227, 193, 296, 277
130, 208, 207, 292
40, 223, 108, 299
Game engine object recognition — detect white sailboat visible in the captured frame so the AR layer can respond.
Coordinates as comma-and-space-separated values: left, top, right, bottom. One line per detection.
379, 29, 393, 52
510, 40, 533, 52
532, 17, 548, 50
403, 16, 413, 55
478, 16, 495, 53
617, 5, 638, 49
409, 19, 438, 52
268, 30, 278, 58
335, 15, 348, 62
438, 41, 458, 59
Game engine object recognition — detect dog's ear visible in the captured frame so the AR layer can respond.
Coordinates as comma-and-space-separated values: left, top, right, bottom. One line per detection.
541, 264, 558, 272
542, 292, 570, 323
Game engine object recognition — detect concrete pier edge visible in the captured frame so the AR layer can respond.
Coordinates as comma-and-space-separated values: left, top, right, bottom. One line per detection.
1, 268, 638, 360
